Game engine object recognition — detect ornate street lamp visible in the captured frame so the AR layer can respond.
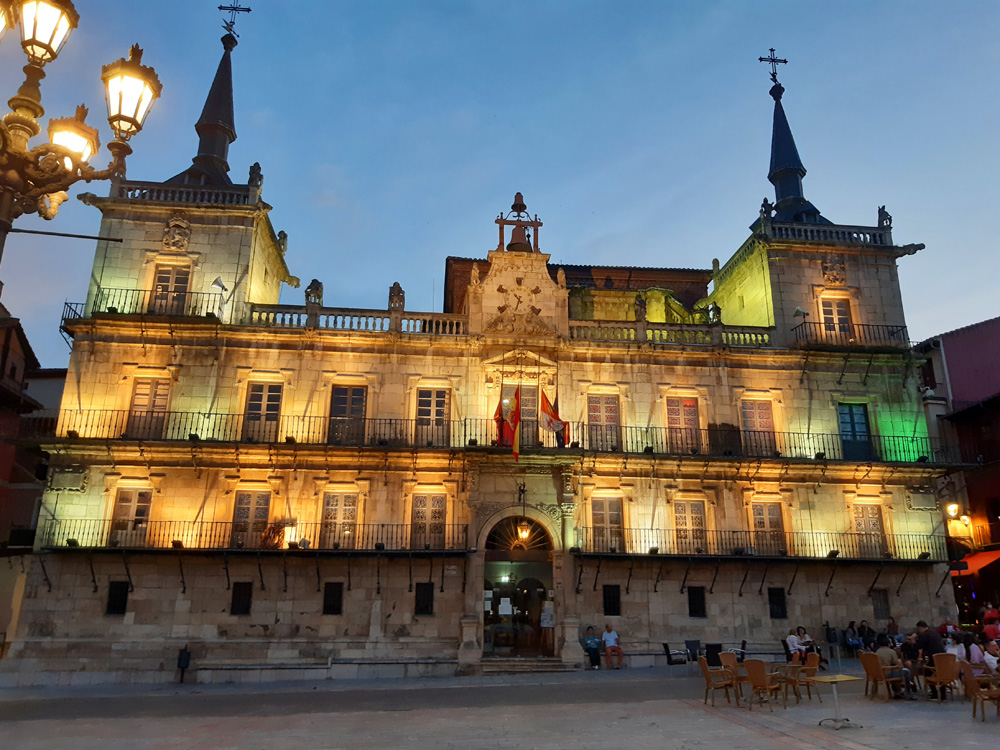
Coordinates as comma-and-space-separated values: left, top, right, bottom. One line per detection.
0, 0, 161, 275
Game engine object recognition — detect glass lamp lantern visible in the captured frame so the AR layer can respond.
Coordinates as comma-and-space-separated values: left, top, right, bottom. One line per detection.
101, 44, 161, 140
18, 0, 78, 64
47, 104, 99, 169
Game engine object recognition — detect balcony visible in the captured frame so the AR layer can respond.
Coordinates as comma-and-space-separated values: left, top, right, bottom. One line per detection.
37, 519, 469, 553
568, 321, 772, 348
791, 322, 909, 351
84, 288, 224, 319
19, 410, 970, 465
575, 527, 946, 562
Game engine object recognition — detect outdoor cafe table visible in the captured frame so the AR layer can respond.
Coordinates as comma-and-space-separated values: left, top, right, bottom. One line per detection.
811, 674, 863, 730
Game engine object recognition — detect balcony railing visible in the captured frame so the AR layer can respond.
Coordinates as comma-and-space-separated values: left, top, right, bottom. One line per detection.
89, 288, 223, 319
37, 519, 469, 552
765, 221, 892, 247
19, 410, 970, 464
575, 527, 946, 561
114, 180, 258, 206
568, 321, 772, 348
791, 322, 909, 350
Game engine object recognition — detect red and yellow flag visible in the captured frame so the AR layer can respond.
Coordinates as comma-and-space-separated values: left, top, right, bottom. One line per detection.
510, 386, 521, 462
540, 390, 570, 448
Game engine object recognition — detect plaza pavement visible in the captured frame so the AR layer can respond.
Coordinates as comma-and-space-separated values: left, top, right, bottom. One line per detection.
0, 663, 996, 749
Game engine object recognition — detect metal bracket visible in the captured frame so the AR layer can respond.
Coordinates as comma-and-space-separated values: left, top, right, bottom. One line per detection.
461, 558, 467, 593
654, 561, 664, 593
799, 351, 810, 384
575, 560, 584, 594
282, 553, 288, 593
863, 353, 875, 385
88, 554, 98, 593
896, 567, 910, 597
440, 557, 445, 593
223, 553, 231, 590
738, 564, 750, 597
758, 561, 770, 595
592, 558, 602, 592
825, 564, 837, 597
177, 553, 186, 595
709, 560, 721, 594
837, 354, 850, 385
935, 568, 951, 598
408, 553, 414, 592
376, 553, 381, 595
680, 558, 692, 594
256, 552, 266, 591
347, 553, 352, 591
315, 550, 321, 593
38, 554, 52, 593
788, 564, 799, 596
626, 560, 634, 594
121, 550, 134, 593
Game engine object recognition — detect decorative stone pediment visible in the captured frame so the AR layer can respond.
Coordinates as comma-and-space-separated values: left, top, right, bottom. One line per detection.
468, 249, 569, 336
162, 212, 192, 253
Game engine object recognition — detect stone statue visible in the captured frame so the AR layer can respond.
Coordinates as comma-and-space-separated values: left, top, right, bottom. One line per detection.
878, 205, 892, 228
556, 268, 566, 289
249, 162, 263, 187
162, 212, 191, 252
470, 263, 481, 286
760, 197, 774, 222
708, 302, 722, 324
305, 279, 323, 307
388, 282, 405, 311
277, 230, 288, 254
634, 293, 646, 323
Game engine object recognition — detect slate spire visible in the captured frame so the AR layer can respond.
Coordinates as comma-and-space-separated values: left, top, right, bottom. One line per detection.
167, 34, 239, 186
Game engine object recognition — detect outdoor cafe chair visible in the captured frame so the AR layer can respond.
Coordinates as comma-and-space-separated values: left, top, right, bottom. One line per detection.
860, 652, 904, 701
925, 653, 960, 702
698, 656, 738, 707
744, 658, 785, 712
718, 651, 750, 699
963, 665, 1000, 721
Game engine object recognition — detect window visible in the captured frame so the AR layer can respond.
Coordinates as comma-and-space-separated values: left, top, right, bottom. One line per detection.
665, 397, 700, 453
416, 388, 450, 447
587, 394, 620, 451
502, 385, 538, 448
871, 588, 890, 620
243, 383, 282, 443
321, 492, 358, 549
106, 581, 130, 616
110, 488, 152, 546
838, 404, 875, 461
603, 584, 621, 616
323, 582, 344, 615
230, 581, 253, 615
768, 587, 787, 619
674, 500, 707, 554
740, 400, 776, 456
150, 264, 191, 315
687, 586, 707, 618
411, 493, 446, 549
853, 504, 887, 558
752, 502, 785, 556
231, 491, 271, 549
821, 298, 852, 336
591, 496, 624, 553
328, 386, 366, 445
415, 581, 434, 615
126, 378, 170, 440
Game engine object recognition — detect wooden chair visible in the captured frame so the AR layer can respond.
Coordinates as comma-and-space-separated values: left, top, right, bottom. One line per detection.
859, 652, 905, 700
719, 651, 750, 699
744, 658, 784, 712
698, 656, 738, 707
963, 665, 1000, 721
925, 653, 960, 702
797, 652, 823, 703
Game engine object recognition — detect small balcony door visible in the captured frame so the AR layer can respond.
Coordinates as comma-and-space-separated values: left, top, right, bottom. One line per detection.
416, 389, 450, 447
839, 403, 876, 461
328, 386, 366, 445
126, 378, 169, 439
821, 298, 853, 342
502, 385, 538, 448
231, 490, 271, 549
673, 499, 707, 554
411, 493, 446, 549
150, 264, 190, 315
111, 488, 152, 547
591, 496, 625, 553
752, 501, 785, 555
741, 400, 776, 457
587, 394, 620, 451
666, 397, 700, 454
320, 492, 358, 549
243, 383, 282, 443
853, 504, 887, 558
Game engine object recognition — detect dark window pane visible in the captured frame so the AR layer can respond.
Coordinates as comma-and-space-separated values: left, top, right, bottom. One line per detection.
415, 582, 434, 615
323, 582, 344, 616
768, 587, 787, 620
106, 581, 129, 616
688, 586, 707, 618
231, 581, 253, 616
602, 584, 621, 617
871, 588, 890, 621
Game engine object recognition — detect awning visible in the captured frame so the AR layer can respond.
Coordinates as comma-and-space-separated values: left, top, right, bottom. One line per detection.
951, 550, 1000, 577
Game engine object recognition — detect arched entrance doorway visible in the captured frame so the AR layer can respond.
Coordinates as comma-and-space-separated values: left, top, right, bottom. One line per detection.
483, 516, 554, 658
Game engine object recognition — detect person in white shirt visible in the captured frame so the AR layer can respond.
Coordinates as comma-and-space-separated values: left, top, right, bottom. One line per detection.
786, 629, 806, 662
984, 640, 999, 675
602, 623, 623, 669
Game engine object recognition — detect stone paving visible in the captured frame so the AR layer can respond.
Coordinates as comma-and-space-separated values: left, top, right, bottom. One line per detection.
1, 665, 997, 749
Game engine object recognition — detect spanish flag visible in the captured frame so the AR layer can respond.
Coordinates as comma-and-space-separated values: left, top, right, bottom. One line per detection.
510, 386, 521, 462
494, 396, 513, 447
540, 390, 569, 448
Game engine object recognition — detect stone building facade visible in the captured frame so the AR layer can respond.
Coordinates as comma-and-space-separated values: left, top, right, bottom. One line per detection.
0, 40, 969, 686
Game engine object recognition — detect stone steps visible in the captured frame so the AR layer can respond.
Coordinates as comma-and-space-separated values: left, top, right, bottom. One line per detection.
481, 658, 577, 675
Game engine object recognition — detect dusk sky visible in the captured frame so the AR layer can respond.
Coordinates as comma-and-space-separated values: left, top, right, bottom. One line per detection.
1, 1, 997, 366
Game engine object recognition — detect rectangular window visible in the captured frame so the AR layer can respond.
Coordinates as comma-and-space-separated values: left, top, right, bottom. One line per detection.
323, 582, 344, 616
110, 488, 152, 547
230, 581, 253, 616
502, 385, 538, 448
415, 581, 434, 615
838, 403, 875, 461
587, 394, 620, 451
328, 386, 366, 445
106, 580, 130, 616
687, 586, 707, 618
674, 500, 707, 554
243, 383, 282, 443
768, 587, 787, 620
416, 388, 450, 447
321, 492, 358, 549
854, 504, 888, 558
126, 378, 170, 439
752, 501, 786, 556
665, 397, 700, 453
591, 496, 624, 553
821, 298, 852, 335
871, 588, 890, 621
741, 400, 776, 456
411, 493, 446, 549
603, 584, 621, 616
150, 264, 191, 315
231, 491, 271, 549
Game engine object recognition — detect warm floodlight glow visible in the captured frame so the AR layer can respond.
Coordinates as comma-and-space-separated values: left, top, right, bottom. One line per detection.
47, 104, 99, 169
102, 44, 161, 140
945, 503, 960, 518
517, 519, 530, 541
19, 0, 78, 64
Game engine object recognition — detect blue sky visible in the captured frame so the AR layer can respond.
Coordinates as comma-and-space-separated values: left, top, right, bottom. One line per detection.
2, 1, 998, 366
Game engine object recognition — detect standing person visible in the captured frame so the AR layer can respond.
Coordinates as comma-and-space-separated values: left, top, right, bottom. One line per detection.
916, 620, 947, 698
582, 626, 602, 670
984, 602, 1000, 623
984, 617, 1000, 642
602, 623, 624, 669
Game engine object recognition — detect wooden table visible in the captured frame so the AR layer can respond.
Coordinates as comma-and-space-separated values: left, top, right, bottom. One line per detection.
811, 674, 863, 730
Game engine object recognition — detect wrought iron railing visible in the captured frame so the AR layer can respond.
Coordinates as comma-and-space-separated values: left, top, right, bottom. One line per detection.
575, 527, 947, 561
37, 519, 469, 552
88, 288, 223, 319
791, 321, 909, 349
18, 410, 970, 464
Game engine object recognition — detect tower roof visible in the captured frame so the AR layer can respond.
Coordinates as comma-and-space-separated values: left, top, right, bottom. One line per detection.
166, 34, 239, 186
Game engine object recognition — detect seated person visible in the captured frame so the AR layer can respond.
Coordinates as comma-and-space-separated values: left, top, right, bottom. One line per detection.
984, 618, 1000, 642
602, 623, 624, 669
786, 629, 806, 662
983, 640, 999, 675
876, 633, 913, 698
581, 626, 602, 670
845, 621, 863, 651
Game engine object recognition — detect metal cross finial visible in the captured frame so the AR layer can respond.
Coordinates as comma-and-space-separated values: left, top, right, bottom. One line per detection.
758, 47, 788, 84
219, 2, 252, 36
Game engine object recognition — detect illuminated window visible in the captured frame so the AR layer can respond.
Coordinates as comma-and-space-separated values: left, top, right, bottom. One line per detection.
111, 488, 152, 547
502, 384, 538, 448
243, 383, 282, 443
752, 501, 785, 555
411, 493, 446, 549
587, 394, 620, 451
821, 298, 852, 335
741, 400, 776, 456
149, 264, 190, 315
416, 389, 450, 447
674, 500, 707, 554
591, 496, 624, 553
665, 397, 700, 453
231, 491, 271, 549
321, 492, 358, 549
328, 386, 366, 445
126, 378, 170, 440
838, 404, 875, 460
